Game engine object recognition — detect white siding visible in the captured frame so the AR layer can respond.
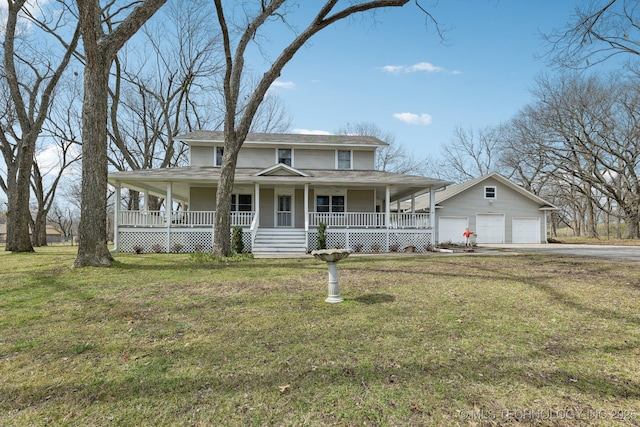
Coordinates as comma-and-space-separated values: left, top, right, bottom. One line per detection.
237, 147, 275, 168
294, 149, 335, 169
190, 147, 215, 166
353, 150, 375, 170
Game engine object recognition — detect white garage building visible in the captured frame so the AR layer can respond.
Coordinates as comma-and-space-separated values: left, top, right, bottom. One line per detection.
409, 173, 558, 245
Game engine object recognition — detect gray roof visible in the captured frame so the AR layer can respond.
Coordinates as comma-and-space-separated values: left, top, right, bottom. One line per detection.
176, 131, 388, 147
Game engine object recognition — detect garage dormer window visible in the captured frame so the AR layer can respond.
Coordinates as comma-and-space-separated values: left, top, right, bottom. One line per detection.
278, 148, 292, 166
484, 186, 497, 199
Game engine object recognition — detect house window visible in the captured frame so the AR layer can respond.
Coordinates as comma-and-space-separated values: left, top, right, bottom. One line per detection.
485, 186, 497, 199
231, 194, 252, 211
316, 195, 345, 212
215, 147, 224, 166
337, 150, 351, 169
278, 148, 292, 166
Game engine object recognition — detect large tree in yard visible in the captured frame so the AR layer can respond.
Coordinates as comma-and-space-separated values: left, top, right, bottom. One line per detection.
1, 1, 81, 252
212, 0, 433, 256
73, 0, 167, 267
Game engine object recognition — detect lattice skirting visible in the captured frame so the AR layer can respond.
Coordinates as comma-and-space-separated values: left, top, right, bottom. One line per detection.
118, 228, 252, 253
307, 229, 433, 253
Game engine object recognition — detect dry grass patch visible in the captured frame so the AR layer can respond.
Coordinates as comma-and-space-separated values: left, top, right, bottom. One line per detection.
1, 248, 639, 426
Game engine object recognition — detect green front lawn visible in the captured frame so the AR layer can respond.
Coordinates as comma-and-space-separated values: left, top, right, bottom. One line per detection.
1, 248, 639, 426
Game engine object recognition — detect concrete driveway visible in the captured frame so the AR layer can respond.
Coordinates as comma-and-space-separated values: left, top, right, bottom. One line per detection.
478, 243, 640, 262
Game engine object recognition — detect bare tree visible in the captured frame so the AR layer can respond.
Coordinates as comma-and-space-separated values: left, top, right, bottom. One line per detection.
107, 0, 221, 211
0, 1, 81, 252
48, 202, 79, 242
335, 121, 425, 174
211, 0, 438, 256
527, 73, 640, 238
545, 0, 640, 69
431, 125, 501, 183
73, 0, 167, 268
499, 112, 558, 195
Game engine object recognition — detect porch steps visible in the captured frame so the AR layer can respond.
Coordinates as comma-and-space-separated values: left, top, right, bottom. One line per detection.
252, 228, 308, 258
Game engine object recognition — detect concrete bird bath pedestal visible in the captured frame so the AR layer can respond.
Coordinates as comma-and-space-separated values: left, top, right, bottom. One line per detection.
311, 248, 351, 303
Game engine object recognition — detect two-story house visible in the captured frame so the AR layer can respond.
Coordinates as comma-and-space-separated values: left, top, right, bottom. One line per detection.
108, 131, 452, 256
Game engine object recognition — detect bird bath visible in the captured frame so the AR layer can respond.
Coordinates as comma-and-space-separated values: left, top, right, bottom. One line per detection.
311, 248, 351, 303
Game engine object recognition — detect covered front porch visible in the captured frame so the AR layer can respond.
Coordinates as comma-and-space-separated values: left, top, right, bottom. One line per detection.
109, 165, 450, 255
112, 183, 436, 255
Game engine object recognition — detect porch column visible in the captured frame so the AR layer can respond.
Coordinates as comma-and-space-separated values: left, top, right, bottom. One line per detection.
385, 186, 390, 250
430, 187, 436, 229
385, 186, 390, 228
411, 193, 416, 228
114, 183, 121, 251
254, 183, 260, 227
304, 184, 309, 250
143, 190, 149, 212
166, 183, 173, 226
166, 182, 172, 253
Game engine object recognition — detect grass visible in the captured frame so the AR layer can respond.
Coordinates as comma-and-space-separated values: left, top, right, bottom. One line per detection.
1, 247, 640, 426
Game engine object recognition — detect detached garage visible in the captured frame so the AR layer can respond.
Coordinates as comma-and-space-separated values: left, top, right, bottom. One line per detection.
408, 173, 558, 245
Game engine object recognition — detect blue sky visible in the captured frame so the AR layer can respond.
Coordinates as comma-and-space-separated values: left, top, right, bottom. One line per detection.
260, 1, 616, 160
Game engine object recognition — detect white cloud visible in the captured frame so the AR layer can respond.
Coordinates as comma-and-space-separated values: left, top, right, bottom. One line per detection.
381, 65, 405, 74
35, 143, 81, 177
292, 128, 333, 135
271, 80, 296, 89
381, 61, 460, 75
393, 112, 432, 126
408, 62, 444, 73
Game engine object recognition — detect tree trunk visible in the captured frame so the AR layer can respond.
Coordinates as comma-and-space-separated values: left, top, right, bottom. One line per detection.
73, 56, 114, 267
34, 210, 48, 247
623, 206, 640, 239
128, 190, 140, 211
5, 138, 35, 252
212, 140, 240, 256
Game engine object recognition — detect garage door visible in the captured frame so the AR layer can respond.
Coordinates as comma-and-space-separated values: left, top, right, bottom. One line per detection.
438, 217, 468, 244
512, 217, 540, 244
476, 214, 504, 243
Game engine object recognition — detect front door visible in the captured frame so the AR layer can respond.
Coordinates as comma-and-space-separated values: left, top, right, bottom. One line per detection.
277, 195, 292, 227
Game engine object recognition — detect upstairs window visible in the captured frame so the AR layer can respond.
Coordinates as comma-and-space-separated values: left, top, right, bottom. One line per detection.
337, 150, 351, 169
278, 148, 292, 166
215, 147, 224, 166
231, 194, 253, 212
484, 186, 497, 199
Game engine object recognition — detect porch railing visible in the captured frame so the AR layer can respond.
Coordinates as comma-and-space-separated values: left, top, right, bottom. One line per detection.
307, 212, 431, 228
118, 210, 430, 229
118, 210, 254, 227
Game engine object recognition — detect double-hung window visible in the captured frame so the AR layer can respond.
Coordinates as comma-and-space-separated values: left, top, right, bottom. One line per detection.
337, 150, 351, 169
215, 147, 224, 166
278, 148, 292, 166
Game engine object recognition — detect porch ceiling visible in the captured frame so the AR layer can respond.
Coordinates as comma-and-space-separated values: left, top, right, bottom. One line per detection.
108, 166, 453, 203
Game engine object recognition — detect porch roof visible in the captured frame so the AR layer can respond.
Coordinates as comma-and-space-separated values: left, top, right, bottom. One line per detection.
108, 166, 453, 204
